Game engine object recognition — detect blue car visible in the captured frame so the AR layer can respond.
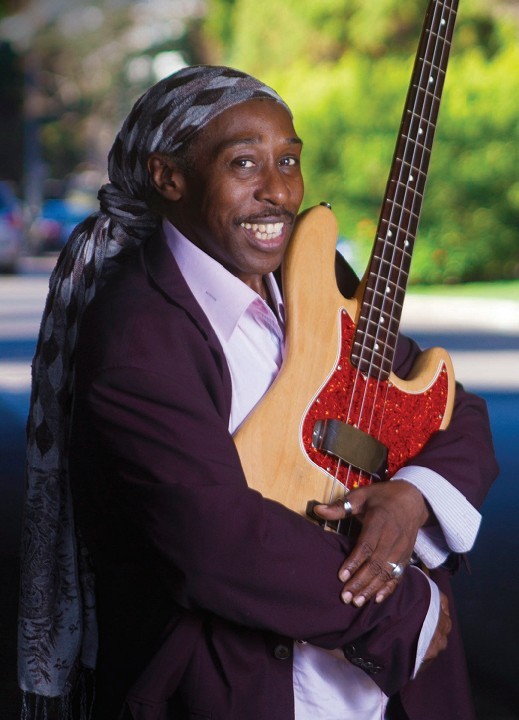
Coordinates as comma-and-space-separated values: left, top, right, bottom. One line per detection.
28, 196, 96, 253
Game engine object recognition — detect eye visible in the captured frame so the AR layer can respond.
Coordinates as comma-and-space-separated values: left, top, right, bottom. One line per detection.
232, 158, 255, 169
279, 156, 299, 167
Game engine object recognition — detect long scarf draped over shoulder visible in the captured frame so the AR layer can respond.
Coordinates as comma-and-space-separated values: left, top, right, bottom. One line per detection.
19, 210, 151, 719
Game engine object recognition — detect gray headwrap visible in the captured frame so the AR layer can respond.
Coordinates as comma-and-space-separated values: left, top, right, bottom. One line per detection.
18, 65, 289, 719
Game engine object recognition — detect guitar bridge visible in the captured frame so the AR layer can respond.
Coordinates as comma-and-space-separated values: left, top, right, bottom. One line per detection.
312, 419, 388, 480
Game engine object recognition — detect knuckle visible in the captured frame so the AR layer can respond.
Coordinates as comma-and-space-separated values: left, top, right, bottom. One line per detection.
347, 577, 365, 594
344, 555, 362, 572
367, 558, 385, 576
359, 541, 375, 559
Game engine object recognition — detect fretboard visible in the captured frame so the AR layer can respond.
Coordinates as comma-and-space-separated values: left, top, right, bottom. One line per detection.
351, 0, 459, 380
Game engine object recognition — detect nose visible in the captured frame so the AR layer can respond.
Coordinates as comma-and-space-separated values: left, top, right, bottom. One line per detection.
254, 162, 291, 206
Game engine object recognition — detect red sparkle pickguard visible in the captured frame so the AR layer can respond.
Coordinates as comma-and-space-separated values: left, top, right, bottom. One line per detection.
301, 309, 450, 490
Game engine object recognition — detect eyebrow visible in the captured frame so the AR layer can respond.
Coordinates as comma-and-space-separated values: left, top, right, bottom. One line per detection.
216, 136, 303, 153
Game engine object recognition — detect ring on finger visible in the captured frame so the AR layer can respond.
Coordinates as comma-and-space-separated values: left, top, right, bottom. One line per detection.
343, 500, 353, 517
387, 561, 405, 579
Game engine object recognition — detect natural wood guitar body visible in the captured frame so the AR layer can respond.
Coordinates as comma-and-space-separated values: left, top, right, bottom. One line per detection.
234, 205, 455, 517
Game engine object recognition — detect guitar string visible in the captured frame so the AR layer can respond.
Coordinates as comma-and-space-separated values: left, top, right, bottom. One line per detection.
342, 0, 441, 450
330, 0, 456, 529
355, 0, 451, 438
372, 0, 457, 449
370, 0, 454, 445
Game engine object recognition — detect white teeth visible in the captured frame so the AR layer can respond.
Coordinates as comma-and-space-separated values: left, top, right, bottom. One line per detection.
241, 221, 284, 241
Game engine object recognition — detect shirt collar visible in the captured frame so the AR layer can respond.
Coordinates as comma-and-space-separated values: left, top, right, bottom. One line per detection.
163, 219, 283, 341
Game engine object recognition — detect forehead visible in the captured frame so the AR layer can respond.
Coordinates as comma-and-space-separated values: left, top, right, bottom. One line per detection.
190, 98, 301, 157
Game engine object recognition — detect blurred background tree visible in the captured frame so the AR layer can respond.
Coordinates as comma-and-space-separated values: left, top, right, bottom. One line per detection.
0, 0, 207, 211
0, 0, 517, 283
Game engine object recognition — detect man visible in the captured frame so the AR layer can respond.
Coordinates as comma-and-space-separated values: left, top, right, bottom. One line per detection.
19, 66, 498, 720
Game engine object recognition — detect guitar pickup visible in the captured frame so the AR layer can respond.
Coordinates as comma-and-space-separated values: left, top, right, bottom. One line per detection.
312, 419, 388, 480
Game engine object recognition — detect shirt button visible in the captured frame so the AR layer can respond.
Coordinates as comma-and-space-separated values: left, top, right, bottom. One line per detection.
273, 643, 291, 660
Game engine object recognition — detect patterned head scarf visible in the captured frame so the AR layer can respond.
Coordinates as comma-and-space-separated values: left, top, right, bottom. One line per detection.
18, 65, 290, 718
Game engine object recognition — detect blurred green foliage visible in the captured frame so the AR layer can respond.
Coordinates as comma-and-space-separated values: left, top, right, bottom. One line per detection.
203, 0, 519, 283
1, 0, 517, 283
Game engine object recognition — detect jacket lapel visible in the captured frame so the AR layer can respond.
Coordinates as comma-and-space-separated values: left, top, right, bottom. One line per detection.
142, 228, 233, 410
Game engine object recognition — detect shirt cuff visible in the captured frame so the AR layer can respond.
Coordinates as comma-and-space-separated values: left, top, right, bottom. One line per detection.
412, 567, 440, 678
391, 465, 482, 569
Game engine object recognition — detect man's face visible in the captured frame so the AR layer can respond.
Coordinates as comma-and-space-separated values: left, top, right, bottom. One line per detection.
171, 98, 304, 294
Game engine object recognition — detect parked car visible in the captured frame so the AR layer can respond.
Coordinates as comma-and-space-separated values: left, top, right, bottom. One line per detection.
27, 195, 97, 254
0, 181, 24, 273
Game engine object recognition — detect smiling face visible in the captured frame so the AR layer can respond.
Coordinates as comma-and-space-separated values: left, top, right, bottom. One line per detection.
151, 98, 304, 297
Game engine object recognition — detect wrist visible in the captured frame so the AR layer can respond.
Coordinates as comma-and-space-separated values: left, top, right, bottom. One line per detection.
392, 479, 432, 528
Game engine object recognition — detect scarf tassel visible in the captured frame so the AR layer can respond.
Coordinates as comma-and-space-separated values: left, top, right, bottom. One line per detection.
20, 670, 95, 720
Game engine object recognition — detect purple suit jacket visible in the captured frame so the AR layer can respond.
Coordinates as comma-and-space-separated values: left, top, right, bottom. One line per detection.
70, 231, 498, 720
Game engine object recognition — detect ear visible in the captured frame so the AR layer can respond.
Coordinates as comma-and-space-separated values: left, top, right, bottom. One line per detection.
147, 153, 186, 202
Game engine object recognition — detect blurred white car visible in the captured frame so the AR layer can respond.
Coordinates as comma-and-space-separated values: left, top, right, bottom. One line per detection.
0, 181, 24, 273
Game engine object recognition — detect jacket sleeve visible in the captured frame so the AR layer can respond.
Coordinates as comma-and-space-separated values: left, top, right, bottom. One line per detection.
71, 305, 431, 698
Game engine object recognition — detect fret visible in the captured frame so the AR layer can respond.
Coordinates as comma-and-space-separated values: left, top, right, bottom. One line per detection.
396, 160, 429, 179
417, 55, 448, 78
386, 182, 424, 208
397, 145, 431, 173
350, 352, 393, 381
393, 180, 426, 203
427, 29, 452, 45
354, 322, 399, 345
379, 229, 414, 247
376, 223, 420, 248
355, 344, 393, 365
373, 238, 414, 257
410, 85, 442, 116
359, 309, 400, 332
405, 112, 436, 142
394, 160, 428, 182
372, 247, 413, 267
391, 177, 426, 202
362, 285, 406, 311
371, 241, 412, 262
411, 79, 443, 97
376, 223, 415, 243
354, 321, 399, 347
369, 260, 410, 285
379, 200, 421, 228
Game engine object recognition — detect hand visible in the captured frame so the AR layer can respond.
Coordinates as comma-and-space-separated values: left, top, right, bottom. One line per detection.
313, 480, 430, 606
420, 591, 451, 670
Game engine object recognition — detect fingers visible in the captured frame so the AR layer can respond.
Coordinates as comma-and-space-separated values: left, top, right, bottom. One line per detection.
339, 548, 410, 607
338, 503, 412, 605
314, 481, 427, 607
314, 483, 422, 606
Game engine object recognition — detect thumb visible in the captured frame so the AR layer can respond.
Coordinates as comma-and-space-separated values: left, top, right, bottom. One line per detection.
313, 489, 364, 520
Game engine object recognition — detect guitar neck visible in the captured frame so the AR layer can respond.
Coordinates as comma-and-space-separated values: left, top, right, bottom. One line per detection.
351, 0, 459, 380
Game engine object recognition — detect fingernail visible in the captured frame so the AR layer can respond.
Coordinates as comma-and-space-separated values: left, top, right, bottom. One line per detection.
342, 591, 352, 604
339, 569, 351, 582
375, 593, 384, 603
353, 595, 366, 607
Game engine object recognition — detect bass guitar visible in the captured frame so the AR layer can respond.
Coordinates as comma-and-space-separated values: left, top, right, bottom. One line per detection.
235, 0, 458, 521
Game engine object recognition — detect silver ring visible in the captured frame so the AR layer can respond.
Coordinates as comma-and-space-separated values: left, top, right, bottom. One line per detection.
343, 500, 353, 517
387, 561, 404, 579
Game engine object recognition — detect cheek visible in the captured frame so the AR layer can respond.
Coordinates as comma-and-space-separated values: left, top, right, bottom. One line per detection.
202, 175, 238, 211
294, 178, 304, 207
